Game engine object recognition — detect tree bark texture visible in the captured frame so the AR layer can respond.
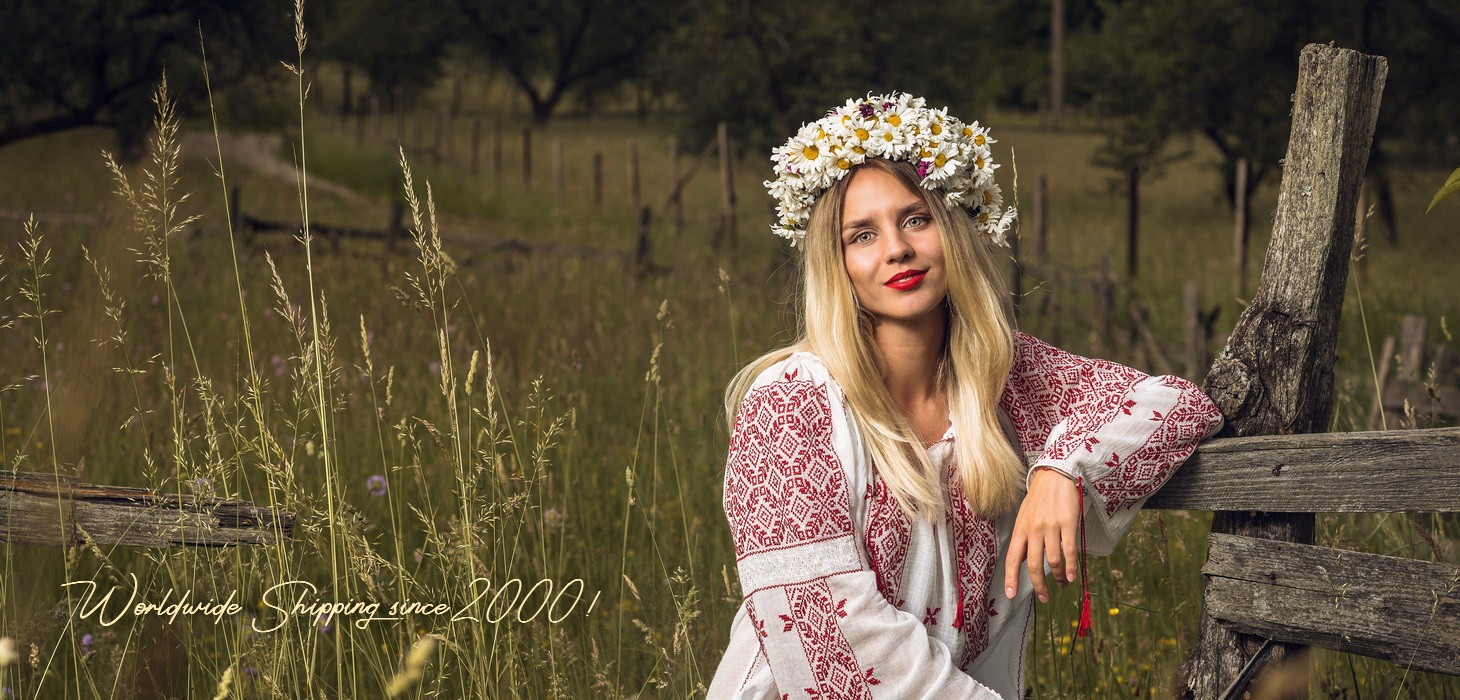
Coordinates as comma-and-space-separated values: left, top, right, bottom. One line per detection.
1180, 44, 1387, 699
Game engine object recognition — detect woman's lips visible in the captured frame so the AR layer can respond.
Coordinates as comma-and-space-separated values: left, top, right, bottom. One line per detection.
884, 270, 927, 291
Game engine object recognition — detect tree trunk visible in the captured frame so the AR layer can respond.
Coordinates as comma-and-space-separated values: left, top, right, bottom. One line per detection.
1179, 44, 1387, 700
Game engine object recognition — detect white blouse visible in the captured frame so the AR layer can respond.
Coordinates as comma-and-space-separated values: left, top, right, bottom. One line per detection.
708, 331, 1225, 699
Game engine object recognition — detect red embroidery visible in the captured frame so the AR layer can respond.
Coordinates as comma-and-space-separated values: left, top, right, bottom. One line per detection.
864, 471, 911, 606
1093, 377, 1220, 515
944, 465, 998, 667
923, 607, 941, 626
785, 579, 875, 699
724, 376, 853, 559
1000, 332, 1147, 461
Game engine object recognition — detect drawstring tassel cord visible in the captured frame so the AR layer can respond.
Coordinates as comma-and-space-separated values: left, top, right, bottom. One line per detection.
1075, 475, 1092, 638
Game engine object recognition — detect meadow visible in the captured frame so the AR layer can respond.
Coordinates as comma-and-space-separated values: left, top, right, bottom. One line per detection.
0, 60, 1457, 698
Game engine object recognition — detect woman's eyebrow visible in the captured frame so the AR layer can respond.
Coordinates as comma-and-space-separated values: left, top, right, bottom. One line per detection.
841, 202, 928, 233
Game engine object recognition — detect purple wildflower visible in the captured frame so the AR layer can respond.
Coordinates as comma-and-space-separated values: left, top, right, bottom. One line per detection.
858, 102, 875, 118
543, 507, 566, 528
242, 666, 261, 679
917, 161, 933, 180
192, 477, 214, 496
271, 355, 286, 377
881, 101, 893, 110
366, 474, 388, 497
317, 613, 331, 634
79, 633, 94, 655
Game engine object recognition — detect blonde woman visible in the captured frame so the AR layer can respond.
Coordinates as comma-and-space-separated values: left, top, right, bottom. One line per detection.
708, 93, 1224, 699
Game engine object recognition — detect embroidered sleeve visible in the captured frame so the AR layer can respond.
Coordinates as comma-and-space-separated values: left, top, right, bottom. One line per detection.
999, 332, 1224, 555
722, 356, 1004, 699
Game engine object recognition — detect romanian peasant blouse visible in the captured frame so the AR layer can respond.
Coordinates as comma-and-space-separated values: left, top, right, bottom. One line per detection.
708, 331, 1225, 699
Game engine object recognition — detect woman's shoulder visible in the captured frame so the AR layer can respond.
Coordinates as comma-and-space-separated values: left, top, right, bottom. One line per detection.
745, 349, 838, 391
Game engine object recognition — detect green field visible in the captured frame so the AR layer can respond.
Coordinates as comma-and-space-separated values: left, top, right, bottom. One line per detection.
0, 68, 1457, 698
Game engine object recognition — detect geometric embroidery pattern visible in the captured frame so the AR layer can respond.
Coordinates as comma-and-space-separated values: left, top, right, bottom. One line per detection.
864, 473, 911, 607
999, 332, 1147, 461
944, 464, 998, 669
725, 373, 854, 560
784, 578, 874, 700
1092, 374, 1219, 516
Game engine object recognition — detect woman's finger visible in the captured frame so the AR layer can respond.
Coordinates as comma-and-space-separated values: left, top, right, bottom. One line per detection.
1045, 529, 1066, 587
1025, 538, 1048, 603
1004, 531, 1026, 599
1062, 523, 1079, 584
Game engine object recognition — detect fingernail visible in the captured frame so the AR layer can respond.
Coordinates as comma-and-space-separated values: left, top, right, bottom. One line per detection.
1039, 593, 1048, 603
1005, 586, 1014, 598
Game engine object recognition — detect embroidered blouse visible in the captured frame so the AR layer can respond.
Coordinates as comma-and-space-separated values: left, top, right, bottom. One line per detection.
707, 331, 1225, 699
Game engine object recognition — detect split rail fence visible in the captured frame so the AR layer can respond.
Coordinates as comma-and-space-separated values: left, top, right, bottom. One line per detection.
1, 43, 1455, 700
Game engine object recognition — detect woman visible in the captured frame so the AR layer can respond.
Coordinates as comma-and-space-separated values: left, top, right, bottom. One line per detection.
708, 93, 1224, 699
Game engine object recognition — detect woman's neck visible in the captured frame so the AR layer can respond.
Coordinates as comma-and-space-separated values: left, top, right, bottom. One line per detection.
872, 305, 948, 407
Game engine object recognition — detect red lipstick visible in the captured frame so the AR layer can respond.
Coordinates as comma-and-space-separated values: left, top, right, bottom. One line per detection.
884, 269, 927, 291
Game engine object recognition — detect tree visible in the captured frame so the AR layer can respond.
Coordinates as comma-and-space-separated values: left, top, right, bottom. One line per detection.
651, 0, 991, 155
0, 0, 289, 155
308, 0, 454, 112
452, 0, 682, 124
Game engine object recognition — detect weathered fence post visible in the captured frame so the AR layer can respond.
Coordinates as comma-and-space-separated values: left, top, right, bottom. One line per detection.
521, 127, 532, 189
1179, 44, 1386, 699
668, 136, 683, 235
715, 121, 737, 250
1034, 173, 1048, 262
628, 140, 640, 212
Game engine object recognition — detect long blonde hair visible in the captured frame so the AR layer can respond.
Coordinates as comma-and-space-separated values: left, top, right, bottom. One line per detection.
724, 158, 1025, 520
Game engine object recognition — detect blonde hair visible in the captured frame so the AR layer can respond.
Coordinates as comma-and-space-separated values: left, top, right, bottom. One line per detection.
724, 158, 1026, 519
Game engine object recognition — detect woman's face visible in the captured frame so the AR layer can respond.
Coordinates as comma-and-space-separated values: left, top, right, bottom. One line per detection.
839, 166, 948, 327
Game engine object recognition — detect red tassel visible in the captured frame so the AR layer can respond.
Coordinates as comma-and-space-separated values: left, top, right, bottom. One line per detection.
952, 580, 965, 629
1075, 476, 1093, 638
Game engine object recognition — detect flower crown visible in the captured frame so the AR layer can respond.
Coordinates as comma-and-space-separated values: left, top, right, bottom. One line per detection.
766, 92, 1016, 247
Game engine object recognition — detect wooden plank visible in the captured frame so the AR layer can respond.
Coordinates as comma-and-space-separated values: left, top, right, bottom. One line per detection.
1184, 44, 1389, 699
1203, 533, 1460, 676
1, 472, 293, 547
1142, 426, 1460, 512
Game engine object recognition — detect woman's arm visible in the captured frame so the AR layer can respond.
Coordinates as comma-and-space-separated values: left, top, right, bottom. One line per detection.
999, 332, 1224, 598
720, 356, 1003, 699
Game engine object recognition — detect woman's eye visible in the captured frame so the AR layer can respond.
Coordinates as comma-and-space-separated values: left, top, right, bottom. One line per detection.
852, 231, 874, 245
905, 215, 928, 228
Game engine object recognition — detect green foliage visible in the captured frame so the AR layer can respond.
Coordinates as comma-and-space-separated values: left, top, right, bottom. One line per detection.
1428, 167, 1460, 213
452, 0, 684, 123
649, 0, 993, 154
0, 0, 290, 156
309, 0, 453, 104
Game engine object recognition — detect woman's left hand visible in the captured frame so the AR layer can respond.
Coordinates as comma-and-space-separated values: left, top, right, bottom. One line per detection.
1003, 466, 1082, 603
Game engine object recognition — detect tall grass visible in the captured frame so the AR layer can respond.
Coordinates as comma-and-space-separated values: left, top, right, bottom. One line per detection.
1, 27, 1457, 699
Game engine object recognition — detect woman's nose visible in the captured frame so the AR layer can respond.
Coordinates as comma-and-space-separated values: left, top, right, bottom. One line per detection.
882, 226, 912, 262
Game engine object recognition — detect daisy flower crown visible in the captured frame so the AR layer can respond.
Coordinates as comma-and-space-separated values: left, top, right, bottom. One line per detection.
766, 92, 1016, 248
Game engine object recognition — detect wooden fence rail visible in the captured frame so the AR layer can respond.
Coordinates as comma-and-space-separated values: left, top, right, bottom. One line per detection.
0, 471, 293, 547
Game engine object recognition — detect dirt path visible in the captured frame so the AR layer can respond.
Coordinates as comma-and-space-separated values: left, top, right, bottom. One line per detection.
183, 130, 370, 206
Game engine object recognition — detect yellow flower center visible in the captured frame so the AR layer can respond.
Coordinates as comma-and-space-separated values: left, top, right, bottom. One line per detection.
855, 128, 870, 141
886, 115, 902, 127
853, 145, 866, 154
979, 212, 990, 223
837, 158, 851, 170
962, 127, 973, 138
802, 145, 820, 160
931, 123, 943, 135
974, 134, 986, 146
842, 115, 851, 123
920, 149, 932, 159
934, 154, 947, 168
975, 158, 985, 169
983, 190, 994, 205
882, 132, 893, 142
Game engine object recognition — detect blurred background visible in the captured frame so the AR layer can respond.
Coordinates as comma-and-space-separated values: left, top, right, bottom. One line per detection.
0, 0, 1457, 697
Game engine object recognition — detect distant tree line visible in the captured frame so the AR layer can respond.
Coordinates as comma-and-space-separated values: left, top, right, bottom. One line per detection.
3, 0, 1456, 228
